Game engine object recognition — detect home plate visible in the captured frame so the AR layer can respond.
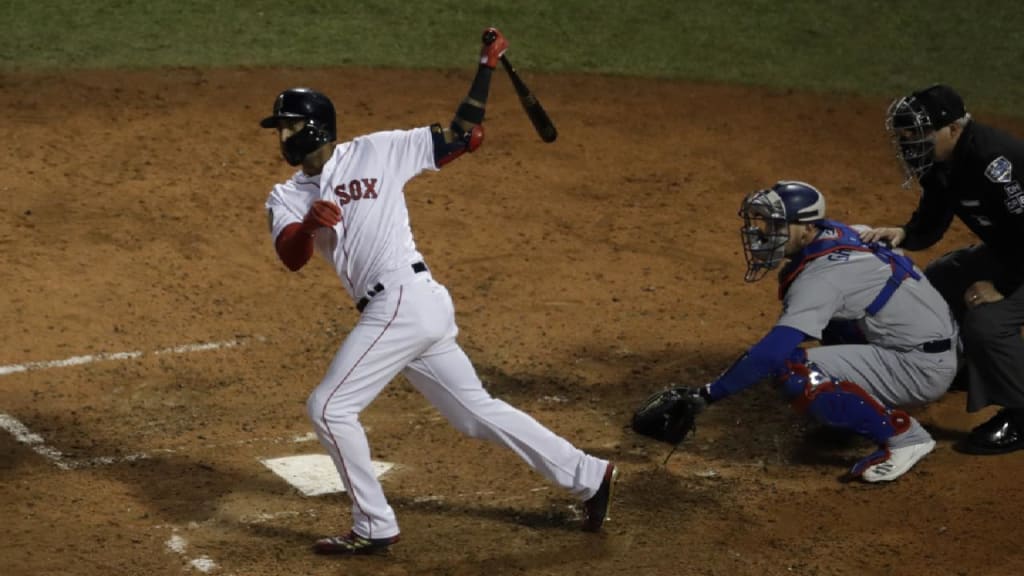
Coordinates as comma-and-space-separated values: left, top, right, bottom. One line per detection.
261, 454, 395, 496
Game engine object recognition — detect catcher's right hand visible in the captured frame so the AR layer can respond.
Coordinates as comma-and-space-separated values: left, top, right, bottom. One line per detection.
631, 386, 707, 445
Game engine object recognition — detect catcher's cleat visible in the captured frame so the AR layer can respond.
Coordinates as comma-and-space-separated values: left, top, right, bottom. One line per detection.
582, 462, 619, 532
313, 531, 399, 556
857, 439, 936, 483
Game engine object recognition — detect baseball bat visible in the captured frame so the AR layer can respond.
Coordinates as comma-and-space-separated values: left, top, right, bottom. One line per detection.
500, 54, 558, 143
482, 30, 557, 143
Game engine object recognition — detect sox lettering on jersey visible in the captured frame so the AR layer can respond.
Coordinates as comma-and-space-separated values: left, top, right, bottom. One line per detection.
334, 178, 379, 205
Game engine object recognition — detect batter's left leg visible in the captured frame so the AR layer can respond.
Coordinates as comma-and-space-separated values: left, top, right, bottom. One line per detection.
401, 345, 608, 500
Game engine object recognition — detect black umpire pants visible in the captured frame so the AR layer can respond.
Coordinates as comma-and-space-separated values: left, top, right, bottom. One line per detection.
925, 244, 1024, 412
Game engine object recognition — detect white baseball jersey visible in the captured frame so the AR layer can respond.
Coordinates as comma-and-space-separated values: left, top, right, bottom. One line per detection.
265, 127, 436, 301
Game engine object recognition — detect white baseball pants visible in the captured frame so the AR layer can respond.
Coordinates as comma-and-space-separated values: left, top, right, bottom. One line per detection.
306, 273, 609, 539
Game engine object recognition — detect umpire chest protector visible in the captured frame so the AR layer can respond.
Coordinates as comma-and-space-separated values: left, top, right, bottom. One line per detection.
777, 220, 921, 315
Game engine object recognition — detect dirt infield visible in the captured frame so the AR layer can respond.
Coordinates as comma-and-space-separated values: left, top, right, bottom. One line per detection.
2, 68, 1022, 576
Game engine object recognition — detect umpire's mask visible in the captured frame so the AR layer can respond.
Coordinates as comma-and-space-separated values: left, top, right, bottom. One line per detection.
886, 84, 966, 187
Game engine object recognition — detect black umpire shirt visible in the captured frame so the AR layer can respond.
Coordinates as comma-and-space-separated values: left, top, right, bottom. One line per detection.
901, 120, 1024, 288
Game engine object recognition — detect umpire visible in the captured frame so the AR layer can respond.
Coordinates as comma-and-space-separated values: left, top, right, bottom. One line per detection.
862, 84, 1024, 455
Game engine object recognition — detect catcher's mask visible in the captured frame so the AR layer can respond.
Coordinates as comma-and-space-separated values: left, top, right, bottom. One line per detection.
739, 181, 825, 282
260, 87, 337, 166
885, 84, 966, 186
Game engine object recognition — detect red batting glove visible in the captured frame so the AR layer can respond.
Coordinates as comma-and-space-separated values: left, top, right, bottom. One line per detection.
300, 200, 341, 235
479, 27, 508, 69
466, 124, 484, 152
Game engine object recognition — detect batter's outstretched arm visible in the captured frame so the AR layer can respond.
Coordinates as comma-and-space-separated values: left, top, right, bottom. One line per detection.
432, 27, 506, 167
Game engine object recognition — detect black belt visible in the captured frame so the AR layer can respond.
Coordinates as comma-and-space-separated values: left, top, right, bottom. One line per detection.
920, 338, 952, 353
356, 262, 428, 313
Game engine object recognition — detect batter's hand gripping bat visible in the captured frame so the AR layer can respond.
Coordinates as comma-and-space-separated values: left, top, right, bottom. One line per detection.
483, 30, 558, 143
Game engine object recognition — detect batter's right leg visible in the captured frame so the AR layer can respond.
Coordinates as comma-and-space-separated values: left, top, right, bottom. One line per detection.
401, 344, 610, 501
306, 293, 439, 543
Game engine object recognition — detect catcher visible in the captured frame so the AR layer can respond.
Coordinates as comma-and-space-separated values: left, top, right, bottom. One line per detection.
633, 181, 958, 482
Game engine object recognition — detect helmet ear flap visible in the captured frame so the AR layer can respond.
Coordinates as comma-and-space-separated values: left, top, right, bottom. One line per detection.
280, 119, 334, 166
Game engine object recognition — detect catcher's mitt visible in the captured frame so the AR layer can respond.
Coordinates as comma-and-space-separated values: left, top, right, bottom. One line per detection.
631, 387, 706, 445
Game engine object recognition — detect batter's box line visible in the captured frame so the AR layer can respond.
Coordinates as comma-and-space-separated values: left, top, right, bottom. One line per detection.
0, 411, 164, 470
164, 526, 221, 574
0, 411, 316, 471
0, 336, 264, 378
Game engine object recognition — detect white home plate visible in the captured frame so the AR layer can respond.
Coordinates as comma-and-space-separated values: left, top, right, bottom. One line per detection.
261, 454, 394, 496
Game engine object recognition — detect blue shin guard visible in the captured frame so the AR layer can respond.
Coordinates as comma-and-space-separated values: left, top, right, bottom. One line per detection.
781, 362, 910, 472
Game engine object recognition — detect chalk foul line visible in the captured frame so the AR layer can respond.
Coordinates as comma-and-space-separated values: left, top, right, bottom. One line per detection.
165, 528, 219, 574
0, 337, 258, 377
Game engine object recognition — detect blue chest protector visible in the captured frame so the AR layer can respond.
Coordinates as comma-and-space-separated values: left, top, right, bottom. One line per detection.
777, 220, 920, 316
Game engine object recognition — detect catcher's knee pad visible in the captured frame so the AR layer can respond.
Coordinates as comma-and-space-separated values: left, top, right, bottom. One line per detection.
781, 361, 910, 445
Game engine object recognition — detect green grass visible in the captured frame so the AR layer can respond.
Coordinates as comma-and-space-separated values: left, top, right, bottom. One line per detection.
2, 1, 1022, 115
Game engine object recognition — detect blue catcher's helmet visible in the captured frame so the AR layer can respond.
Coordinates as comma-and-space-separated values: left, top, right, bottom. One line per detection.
739, 181, 826, 282
260, 87, 337, 166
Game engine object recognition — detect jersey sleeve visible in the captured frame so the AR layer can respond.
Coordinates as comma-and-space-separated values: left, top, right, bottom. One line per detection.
776, 271, 843, 340
370, 127, 440, 183
265, 184, 305, 243
706, 325, 808, 402
901, 175, 955, 251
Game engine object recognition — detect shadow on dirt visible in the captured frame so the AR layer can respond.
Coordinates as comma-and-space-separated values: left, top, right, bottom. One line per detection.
20, 411, 293, 525
473, 343, 867, 469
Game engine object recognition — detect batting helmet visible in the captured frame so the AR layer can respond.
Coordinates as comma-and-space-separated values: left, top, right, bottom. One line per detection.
885, 84, 967, 186
739, 181, 826, 282
260, 88, 337, 166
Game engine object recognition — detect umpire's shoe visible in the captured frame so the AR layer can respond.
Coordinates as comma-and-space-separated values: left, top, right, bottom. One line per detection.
960, 408, 1024, 455
582, 462, 619, 532
313, 531, 399, 556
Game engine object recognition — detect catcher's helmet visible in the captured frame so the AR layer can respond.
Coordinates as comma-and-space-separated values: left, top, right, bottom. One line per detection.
885, 84, 967, 186
260, 88, 337, 166
739, 181, 825, 282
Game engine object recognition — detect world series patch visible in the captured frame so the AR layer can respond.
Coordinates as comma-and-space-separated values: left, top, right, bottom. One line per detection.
985, 156, 1013, 183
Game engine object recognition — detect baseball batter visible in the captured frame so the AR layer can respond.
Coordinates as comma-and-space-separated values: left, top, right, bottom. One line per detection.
260, 28, 616, 556
686, 181, 957, 482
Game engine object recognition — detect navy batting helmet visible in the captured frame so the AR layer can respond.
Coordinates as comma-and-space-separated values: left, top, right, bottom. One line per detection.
260, 88, 337, 166
739, 181, 826, 282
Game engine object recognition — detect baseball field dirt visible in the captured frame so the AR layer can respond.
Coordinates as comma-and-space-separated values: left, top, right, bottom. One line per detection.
2, 67, 1022, 576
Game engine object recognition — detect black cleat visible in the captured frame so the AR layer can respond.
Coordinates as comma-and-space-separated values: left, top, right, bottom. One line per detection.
313, 531, 399, 556
582, 462, 619, 532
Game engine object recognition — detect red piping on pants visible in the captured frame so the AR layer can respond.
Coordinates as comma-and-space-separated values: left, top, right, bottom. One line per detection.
320, 286, 403, 538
